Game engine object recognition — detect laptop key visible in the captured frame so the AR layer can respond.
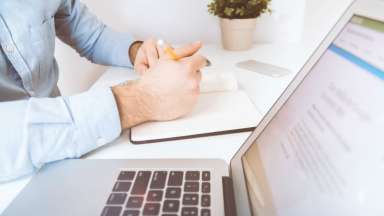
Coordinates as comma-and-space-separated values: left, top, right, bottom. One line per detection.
184, 182, 199, 192
201, 209, 211, 216
162, 200, 180, 212
147, 190, 163, 202
202, 182, 210, 193
182, 194, 198, 205
101, 206, 122, 216
150, 171, 167, 189
161, 215, 177, 216
202, 171, 210, 181
143, 203, 160, 215
131, 171, 151, 195
201, 195, 211, 207
123, 210, 140, 216
126, 196, 144, 208
118, 171, 136, 180
168, 171, 183, 186
185, 171, 200, 181
107, 193, 127, 205
113, 181, 131, 192
181, 207, 198, 216
165, 187, 181, 198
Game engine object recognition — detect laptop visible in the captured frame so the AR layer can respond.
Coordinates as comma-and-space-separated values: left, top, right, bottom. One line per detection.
3, 0, 384, 215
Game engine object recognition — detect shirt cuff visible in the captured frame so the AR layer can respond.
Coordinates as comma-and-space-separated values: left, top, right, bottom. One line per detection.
66, 87, 122, 156
92, 27, 135, 68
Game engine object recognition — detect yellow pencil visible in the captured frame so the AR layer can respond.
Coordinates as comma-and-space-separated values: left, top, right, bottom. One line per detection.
157, 39, 211, 66
157, 40, 180, 60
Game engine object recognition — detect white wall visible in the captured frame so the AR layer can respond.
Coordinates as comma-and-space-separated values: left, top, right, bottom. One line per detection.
56, 0, 353, 96
57, 0, 219, 95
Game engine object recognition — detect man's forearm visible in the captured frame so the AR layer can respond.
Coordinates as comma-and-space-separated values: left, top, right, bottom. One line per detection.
56, 0, 135, 67
0, 88, 121, 182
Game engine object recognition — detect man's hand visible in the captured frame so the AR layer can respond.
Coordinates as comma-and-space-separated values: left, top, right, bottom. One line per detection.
112, 51, 207, 130
131, 38, 202, 74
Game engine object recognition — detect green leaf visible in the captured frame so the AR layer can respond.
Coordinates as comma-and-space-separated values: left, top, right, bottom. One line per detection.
224, 7, 235, 17
207, 0, 272, 19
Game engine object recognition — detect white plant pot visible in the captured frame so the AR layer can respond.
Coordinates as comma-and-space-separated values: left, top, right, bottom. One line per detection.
220, 18, 257, 51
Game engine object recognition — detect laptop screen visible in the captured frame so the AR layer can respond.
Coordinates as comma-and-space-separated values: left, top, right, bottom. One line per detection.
242, 15, 384, 216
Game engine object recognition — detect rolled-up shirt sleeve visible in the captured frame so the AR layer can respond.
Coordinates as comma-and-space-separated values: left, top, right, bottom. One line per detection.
0, 88, 122, 182
55, 0, 134, 67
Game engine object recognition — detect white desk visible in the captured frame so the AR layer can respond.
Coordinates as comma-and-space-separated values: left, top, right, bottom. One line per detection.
0, 44, 311, 214
0, 0, 353, 213
74, 42, 302, 164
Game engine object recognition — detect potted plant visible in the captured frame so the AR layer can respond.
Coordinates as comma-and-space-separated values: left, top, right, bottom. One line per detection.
208, 0, 271, 51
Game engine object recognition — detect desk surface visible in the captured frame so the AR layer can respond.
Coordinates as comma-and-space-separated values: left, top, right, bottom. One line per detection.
0, 0, 353, 213
0, 43, 312, 213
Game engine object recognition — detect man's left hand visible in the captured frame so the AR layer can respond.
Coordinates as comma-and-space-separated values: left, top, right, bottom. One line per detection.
130, 38, 202, 74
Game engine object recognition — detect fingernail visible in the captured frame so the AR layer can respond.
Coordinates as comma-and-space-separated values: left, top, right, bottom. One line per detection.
205, 59, 211, 67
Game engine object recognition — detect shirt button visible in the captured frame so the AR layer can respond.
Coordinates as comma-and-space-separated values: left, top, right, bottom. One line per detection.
4, 44, 14, 53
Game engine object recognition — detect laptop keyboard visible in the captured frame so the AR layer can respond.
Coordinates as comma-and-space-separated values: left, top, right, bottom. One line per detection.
101, 170, 212, 216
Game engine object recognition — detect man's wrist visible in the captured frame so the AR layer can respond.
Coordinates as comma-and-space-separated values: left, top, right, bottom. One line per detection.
128, 41, 143, 65
111, 81, 151, 130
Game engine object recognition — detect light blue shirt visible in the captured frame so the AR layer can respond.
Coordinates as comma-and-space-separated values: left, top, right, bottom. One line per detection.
0, 0, 134, 182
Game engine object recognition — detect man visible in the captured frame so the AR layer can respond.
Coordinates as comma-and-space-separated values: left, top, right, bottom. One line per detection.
0, 0, 207, 182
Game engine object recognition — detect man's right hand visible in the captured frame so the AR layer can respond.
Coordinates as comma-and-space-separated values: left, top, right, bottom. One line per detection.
112, 50, 207, 130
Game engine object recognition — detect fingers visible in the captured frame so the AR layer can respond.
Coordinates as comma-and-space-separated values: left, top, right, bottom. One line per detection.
134, 50, 149, 74
173, 41, 202, 59
134, 39, 160, 74
185, 53, 209, 73
156, 40, 171, 59
185, 56, 205, 94
135, 63, 148, 74
146, 40, 159, 67
196, 70, 202, 83
195, 71, 202, 94
187, 70, 202, 95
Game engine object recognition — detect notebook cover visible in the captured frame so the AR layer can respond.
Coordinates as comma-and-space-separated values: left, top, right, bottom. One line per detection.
130, 90, 262, 144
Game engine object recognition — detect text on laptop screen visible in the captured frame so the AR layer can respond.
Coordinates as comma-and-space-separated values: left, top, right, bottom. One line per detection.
242, 15, 384, 216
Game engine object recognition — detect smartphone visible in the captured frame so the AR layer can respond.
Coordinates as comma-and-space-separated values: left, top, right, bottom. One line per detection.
236, 60, 291, 77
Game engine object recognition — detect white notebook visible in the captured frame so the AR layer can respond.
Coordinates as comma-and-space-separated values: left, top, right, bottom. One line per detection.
131, 90, 262, 144
92, 67, 262, 144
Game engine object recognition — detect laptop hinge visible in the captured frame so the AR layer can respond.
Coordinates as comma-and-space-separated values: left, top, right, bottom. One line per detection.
222, 176, 237, 216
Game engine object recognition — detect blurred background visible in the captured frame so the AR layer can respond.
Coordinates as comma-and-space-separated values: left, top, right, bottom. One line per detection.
56, 0, 353, 95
